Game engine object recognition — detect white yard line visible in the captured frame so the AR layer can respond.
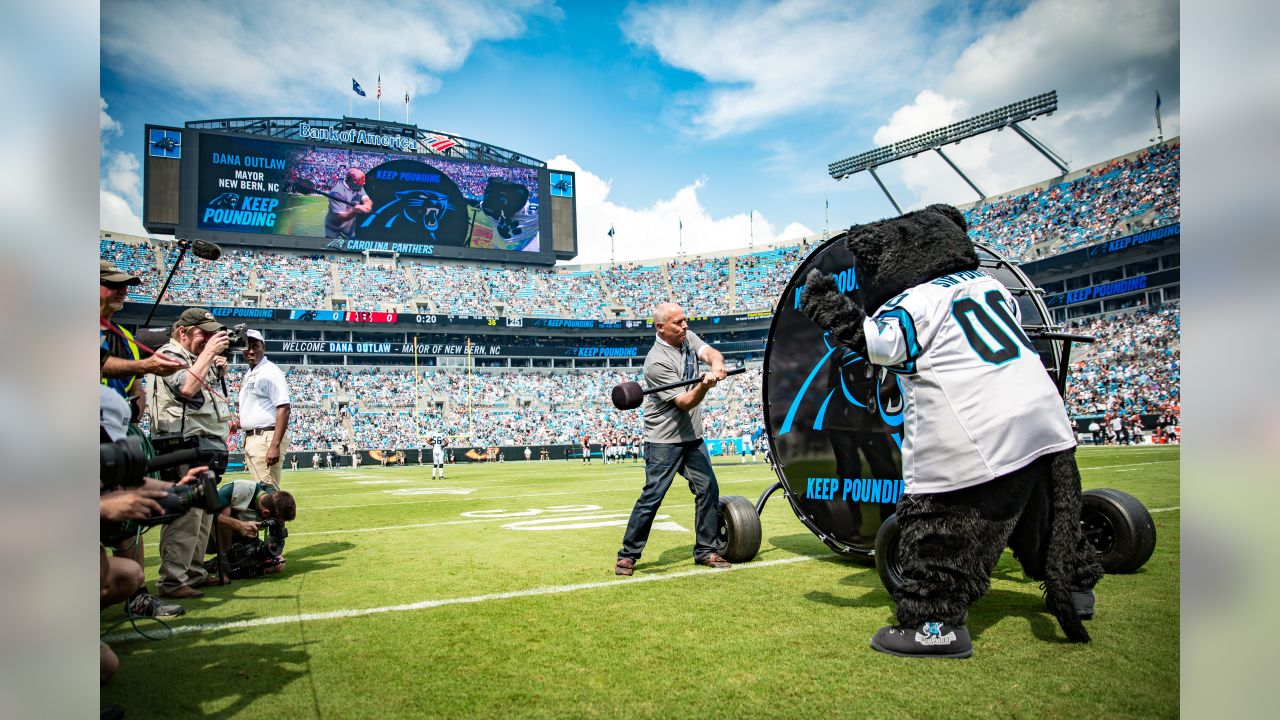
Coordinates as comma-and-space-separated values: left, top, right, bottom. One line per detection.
104, 554, 821, 643
304, 476, 768, 510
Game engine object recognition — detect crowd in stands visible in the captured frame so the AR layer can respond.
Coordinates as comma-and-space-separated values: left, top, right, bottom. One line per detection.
1063, 304, 1180, 429
217, 364, 763, 451
963, 142, 1179, 260
668, 256, 732, 316
99, 141, 1180, 320
733, 245, 808, 312
209, 298, 1178, 452
600, 264, 670, 319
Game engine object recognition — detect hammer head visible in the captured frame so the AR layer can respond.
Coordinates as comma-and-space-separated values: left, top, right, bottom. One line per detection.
611, 381, 645, 410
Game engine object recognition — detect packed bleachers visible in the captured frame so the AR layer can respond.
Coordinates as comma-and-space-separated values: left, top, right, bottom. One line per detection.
221, 364, 765, 451
963, 142, 1179, 260
667, 256, 731, 316
1063, 304, 1180, 424
99, 239, 162, 302
599, 263, 670, 319
733, 245, 808, 312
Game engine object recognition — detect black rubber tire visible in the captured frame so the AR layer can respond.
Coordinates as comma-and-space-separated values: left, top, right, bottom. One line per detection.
718, 495, 762, 563
1080, 488, 1157, 573
874, 513, 907, 597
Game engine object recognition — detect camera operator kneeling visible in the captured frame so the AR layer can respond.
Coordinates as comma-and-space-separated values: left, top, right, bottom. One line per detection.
210, 480, 297, 578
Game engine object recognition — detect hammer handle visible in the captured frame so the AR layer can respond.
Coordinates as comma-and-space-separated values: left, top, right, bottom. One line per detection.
644, 366, 746, 395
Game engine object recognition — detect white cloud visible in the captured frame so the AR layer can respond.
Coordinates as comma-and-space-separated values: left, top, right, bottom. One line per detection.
100, 97, 122, 137
871, 0, 1179, 208
100, 151, 149, 236
102, 152, 142, 209
100, 189, 148, 237
623, 0, 965, 138
547, 155, 812, 265
101, 0, 556, 112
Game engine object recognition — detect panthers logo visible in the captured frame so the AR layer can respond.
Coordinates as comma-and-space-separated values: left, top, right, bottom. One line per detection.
208, 192, 240, 210
361, 189, 454, 241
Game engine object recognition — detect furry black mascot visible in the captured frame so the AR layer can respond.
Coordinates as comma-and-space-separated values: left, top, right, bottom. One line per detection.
800, 204, 1103, 659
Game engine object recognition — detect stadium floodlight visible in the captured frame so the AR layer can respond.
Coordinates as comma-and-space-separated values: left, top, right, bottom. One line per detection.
828, 91, 1068, 211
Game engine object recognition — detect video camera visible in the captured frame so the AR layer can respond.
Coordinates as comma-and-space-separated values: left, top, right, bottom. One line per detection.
210, 518, 288, 580
100, 435, 225, 544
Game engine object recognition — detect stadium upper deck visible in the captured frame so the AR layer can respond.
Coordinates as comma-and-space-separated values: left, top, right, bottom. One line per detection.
102, 140, 1178, 321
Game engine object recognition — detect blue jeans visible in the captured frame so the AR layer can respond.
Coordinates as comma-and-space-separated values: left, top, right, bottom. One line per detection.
619, 440, 721, 562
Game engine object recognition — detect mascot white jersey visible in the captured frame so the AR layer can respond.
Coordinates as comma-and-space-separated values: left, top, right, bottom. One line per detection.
865, 268, 1076, 493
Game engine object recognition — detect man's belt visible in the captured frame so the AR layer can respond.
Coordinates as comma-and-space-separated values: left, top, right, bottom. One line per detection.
246, 426, 276, 436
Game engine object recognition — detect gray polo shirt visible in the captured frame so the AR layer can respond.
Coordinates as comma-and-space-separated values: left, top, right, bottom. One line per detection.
324, 179, 368, 239
642, 330, 709, 443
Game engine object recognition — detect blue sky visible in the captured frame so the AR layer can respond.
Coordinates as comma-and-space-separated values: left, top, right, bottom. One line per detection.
100, 0, 1179, 264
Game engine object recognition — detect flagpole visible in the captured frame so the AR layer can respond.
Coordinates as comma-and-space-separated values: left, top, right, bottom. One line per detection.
377, 72, 382, 121
749, 210, 754, 249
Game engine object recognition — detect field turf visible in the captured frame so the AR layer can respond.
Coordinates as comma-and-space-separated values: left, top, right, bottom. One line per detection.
101, 445, 1179, 719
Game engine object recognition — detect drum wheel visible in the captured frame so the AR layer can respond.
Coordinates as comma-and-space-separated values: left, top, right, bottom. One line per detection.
1080, 488, 1157, 573
873, 513, 906, 596
717, 495, 762, 563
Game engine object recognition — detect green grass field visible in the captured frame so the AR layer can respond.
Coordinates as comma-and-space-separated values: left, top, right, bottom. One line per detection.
102, 445, 1179, 719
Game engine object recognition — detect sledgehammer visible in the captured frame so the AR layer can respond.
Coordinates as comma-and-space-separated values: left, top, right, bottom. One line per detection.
611, 366, 747, 410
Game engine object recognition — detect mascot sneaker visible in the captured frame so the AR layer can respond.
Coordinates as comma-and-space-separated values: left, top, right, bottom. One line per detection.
870, 622, 972, 659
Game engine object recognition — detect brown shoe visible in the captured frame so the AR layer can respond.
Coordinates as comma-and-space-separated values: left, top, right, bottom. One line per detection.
695, 553, 732, 569
160, 584, 204, 600
196, 574, 232, 588
615, 557, 635, 576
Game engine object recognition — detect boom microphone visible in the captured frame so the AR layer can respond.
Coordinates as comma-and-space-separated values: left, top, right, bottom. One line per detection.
191, 239, 222, 261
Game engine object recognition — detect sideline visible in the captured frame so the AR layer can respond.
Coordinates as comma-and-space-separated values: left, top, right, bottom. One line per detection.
104, 554, 821, 643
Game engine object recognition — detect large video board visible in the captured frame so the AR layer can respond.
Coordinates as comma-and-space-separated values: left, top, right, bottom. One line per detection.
184, 131, 550, 263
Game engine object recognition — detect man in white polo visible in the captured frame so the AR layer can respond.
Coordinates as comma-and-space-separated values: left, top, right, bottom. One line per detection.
235, 329, 291, 489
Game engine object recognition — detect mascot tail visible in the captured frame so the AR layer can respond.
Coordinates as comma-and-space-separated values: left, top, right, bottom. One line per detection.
1044, 453, 1093, 643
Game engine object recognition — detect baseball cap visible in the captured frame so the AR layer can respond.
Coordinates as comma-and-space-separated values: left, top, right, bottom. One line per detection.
100, 259, 142, 286
174, 308, 225, 332
100, 386, 130, 442
245, 329, 265, 343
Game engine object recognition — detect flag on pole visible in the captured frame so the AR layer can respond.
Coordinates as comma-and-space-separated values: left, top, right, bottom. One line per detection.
377, 74, 382, 100
1154, 91, 1163, 137
608, 225, 615, 238
678, 218, 683, 230
404, 90, 410, 104
352, 78, 366, 97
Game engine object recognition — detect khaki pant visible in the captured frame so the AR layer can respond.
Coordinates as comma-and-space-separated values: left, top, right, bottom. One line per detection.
158, 507, 210, 594
244, 429, 288, 489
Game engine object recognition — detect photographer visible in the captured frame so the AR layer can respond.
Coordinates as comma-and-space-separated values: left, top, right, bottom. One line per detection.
150, 308, 232, 599
99, 260, 181, 421
212, 479, 297, 576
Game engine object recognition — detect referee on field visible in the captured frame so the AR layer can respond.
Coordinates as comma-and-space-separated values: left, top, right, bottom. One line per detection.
615, 302, 730, 576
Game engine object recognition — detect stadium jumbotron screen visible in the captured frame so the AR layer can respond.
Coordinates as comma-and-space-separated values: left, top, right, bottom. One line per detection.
190, 131, 546, 261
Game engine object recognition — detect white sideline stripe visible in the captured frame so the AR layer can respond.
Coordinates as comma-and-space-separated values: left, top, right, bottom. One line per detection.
305, 476, 766, 510
290, 502, 1177, 535
104, 554, 821, 643
293, 503, 698, 537
1081, 460, 1178, 470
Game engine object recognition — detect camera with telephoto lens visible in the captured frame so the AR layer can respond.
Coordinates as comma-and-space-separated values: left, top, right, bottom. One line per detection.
223, 322, 248, 355
100, 436, 225, 545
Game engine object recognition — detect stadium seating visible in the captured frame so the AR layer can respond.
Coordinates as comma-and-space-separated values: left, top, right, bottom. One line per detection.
1063, 304, 1180, 421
